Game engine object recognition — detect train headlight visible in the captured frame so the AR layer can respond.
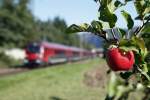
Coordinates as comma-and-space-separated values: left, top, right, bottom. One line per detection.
36, 59, 42, 64
24, 59, 28, 64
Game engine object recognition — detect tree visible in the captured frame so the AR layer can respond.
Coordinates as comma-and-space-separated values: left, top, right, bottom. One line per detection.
0, 0, 34, 48
53, 16, 67, 32
67, 0, 150, 99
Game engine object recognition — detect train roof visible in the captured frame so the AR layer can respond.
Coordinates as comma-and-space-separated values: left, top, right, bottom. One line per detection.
41, 41, 88, 52
41, 42, 69, 50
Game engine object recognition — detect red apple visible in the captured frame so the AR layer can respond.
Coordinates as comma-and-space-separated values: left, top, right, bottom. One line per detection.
106, 47, 134, 71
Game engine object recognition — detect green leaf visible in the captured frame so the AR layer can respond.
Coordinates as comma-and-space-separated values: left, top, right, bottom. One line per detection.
120, 72, 133, 79
80, 23, 92, 31
135, 15, 143, 20
66, 24, 83, 33
115, 84, 133, 99
134, 0, 150, 19
107, 0, 122, 12
121, 10, 134, 29
131, 36, 145, 51
114, 0, 123, 8
119, 37, 147, 56
119, 39, 131, 47
143, 0, 150, 15
91, 20, 103, 32
131, 36, 148, 59
144, 15, 150, 20
144, 7, 150, 15
101, 0, 112, 6
99, 5, 117, 28
117, 28, 126, 38
142, 63, 148, 73
119, 46, 139, 52
66, 23, 91, 33
141, 22, 150, 33
140, 48, 148, 59
134, 53, 141, 65
137, 66, 150, 81
134, 1, 145, 16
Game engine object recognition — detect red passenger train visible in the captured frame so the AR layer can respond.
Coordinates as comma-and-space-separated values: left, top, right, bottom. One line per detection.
24, 41, 93, 66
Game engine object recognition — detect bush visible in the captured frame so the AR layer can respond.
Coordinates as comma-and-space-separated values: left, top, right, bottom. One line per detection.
0, 52, 22, 68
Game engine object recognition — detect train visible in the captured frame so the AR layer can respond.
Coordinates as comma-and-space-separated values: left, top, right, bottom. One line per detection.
24, 41, 94, 67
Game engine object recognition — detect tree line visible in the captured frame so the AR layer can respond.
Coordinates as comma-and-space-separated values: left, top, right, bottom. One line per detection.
0, 0, 81, 48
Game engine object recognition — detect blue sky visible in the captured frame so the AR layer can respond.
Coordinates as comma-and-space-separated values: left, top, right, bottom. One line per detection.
32, 0, 141, 28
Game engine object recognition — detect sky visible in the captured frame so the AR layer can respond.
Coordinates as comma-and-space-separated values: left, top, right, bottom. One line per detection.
32, 0, 141, 28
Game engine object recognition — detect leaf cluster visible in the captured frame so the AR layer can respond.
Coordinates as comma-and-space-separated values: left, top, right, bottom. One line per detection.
67, 0, 150, 99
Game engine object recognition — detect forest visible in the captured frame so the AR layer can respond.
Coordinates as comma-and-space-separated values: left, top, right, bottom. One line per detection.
0, 0, 82, 49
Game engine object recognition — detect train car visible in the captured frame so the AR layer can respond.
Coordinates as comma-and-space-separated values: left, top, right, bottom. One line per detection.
24, 41, 93, 66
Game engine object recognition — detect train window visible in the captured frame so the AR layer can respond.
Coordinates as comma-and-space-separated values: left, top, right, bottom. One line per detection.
73, 52, 80, 57
54, 50, 66, 58
27, 43, 40, 53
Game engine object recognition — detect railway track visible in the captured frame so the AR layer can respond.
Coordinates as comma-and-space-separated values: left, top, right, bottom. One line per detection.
0, 68, 29, 77
0, 59, 92, 77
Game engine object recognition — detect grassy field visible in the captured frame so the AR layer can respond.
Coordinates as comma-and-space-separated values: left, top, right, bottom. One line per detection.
0, 58, 108, 100
0, 58, 143, 100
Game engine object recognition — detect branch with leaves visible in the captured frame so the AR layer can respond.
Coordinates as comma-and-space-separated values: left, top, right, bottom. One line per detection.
67, 0, 150, 100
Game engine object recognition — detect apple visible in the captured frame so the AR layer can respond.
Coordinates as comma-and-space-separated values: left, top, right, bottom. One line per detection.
106, 47, 134, 71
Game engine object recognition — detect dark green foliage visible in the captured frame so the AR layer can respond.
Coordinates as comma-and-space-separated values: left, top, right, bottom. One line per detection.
0, 0, 82, 48
0, 0, 34, 47
141, 22, 150, 50
120, 72, 133, 79
98, 5, 117, 28
134, 0, 150, 20
121, 10, 134, 29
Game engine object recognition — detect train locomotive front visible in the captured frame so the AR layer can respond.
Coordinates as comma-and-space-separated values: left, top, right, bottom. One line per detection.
24, 43, 45, 66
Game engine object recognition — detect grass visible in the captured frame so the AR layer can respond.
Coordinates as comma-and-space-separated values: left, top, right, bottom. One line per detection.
0, 58, 107, 100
